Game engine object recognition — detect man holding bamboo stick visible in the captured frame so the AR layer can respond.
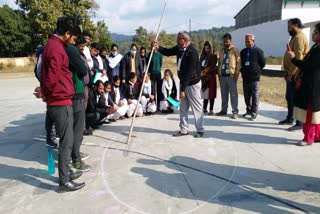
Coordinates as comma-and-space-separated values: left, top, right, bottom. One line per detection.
153, 32, 205, 138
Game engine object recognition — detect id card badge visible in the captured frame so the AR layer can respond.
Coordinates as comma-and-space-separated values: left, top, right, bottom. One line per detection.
245, 62, 250, 66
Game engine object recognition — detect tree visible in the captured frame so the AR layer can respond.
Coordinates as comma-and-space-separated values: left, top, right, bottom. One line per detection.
96, 20, 112, 50
0, 5, 33, 57
133, 26, 149, 49
15, 0, 98, 45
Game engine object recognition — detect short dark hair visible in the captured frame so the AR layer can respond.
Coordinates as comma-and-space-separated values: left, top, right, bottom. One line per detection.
111, 43, 118, 50
100, 47, 107, 53
91, 42, 101, 51
113, 75, 120, 82
131, 43, 138, 49
82, 30, 92, 38
128, 72, 137, 80
75, 36, 87, 46
223, 33, 232, 40
140, 46, 146, 52
95, 80, 104, 87
104, 81, 112, 88
288, 18, 304, 29
56, 16, 82, 36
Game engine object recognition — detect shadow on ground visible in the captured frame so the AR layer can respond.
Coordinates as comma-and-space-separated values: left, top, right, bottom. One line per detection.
130, 155, 320, 214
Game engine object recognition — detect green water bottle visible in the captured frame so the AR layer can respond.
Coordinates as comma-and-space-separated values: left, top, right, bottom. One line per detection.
48, 147, 55, 174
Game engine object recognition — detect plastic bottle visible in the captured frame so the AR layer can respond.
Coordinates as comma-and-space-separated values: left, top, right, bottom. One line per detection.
48, 147, 55, 174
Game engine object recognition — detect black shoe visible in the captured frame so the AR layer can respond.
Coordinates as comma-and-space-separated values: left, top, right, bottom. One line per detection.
172, 131, 188, 137
119, 116, 126, 120
278, 118, 294, 125
216, 111, 227, 116
83, 129, 93, 136
145, 112, 152, 116
203, 109, 208, 113
249, 113, 257, 121
58, 181, 85, 193
194, 132, 204, 138
69, 170, 82, 181
162, 110, 168, 113
167, 108, 174, 113
288, 124, 302, 131
80, 152, 90, 161
91, 124, 100, 129
109, 119, 117, 122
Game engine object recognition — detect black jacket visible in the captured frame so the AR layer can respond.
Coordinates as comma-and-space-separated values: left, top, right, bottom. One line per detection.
86, 89, 111, 114
240, 46, 266, 82
158, 44, 200, 92
121, 53, 143, 82
292, 44, 320, 112
123, 82, 140, 100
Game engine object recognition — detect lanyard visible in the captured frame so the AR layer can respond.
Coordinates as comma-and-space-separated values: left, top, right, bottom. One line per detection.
246, 46, 256, 62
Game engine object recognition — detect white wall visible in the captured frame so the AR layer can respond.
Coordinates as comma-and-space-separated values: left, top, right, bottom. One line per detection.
282, 2, 320, 23
230, 20, 312, 57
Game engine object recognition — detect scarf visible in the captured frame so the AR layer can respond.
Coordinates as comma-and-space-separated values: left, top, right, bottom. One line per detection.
162, 78, 173, 99
143, 81, 152, 95
107, 54, 123, 69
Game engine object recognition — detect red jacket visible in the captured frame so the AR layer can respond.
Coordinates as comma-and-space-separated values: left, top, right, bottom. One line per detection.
41, 36, 74, 106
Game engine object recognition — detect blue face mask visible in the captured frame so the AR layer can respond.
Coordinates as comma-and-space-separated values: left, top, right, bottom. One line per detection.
112, 51, 118, 56
130, 50, 137, 56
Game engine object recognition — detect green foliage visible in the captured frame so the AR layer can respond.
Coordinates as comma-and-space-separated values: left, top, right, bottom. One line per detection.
266, 56, 283, 65
0, 5, 34, 57
96, 20, 112, 50
0, 63, 4, 70
15, 0, 98, 46
130, 26, 235, 54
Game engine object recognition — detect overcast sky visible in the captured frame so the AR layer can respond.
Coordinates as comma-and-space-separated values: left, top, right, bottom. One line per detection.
1, 0, 250, 35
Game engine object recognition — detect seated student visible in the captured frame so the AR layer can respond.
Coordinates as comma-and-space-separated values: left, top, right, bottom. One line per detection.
159, 69, 178, 113
110, 76, 129, 120
101, 81, 123, 122
140, 73, 157, 115
123, 72, 143, 117
84, 80, 110, 135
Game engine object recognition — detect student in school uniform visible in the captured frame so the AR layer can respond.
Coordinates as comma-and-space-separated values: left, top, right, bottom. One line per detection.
159, 69, 178, 113
123, 72, 143, 117
140, 73, 157, 115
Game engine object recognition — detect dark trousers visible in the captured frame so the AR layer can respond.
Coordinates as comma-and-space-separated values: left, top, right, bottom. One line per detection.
286, 79, 301, 126
243, 81, 259, 114
45, 110, 54, 142
151, 72, 161, 106
47, 105, 74, 185
72, 98, 85, 164
85, 112, 107, 129
203, 99, 215, 111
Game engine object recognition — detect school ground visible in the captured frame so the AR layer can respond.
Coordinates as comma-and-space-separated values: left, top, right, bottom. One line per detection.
0, 76, 319, 214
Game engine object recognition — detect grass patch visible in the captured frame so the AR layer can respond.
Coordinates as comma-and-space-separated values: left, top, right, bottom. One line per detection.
266, 56, 283, 65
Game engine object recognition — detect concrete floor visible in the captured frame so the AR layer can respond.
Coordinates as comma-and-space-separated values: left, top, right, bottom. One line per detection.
0, 77, 319, 214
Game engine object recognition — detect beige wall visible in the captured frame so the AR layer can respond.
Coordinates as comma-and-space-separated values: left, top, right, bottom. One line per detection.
0, 57, 36, 67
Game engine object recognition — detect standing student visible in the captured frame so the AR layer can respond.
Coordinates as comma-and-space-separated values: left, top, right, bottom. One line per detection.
121, 43, 143, 83
107, 44, 123, 81
200, 41, 218, 115
40, 16, 85, 192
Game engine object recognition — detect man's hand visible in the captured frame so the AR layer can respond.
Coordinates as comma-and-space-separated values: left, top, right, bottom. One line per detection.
33, 86, 46, 101
150, 95, 155, 100
233, 75, 239, 82
285, 75, 293, 81
180, 91, 185, 100
122, 80, 126, 84
153, 40, 159, 51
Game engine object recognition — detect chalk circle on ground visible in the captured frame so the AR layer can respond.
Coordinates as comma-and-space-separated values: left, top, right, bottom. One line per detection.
100, 139, 239, 214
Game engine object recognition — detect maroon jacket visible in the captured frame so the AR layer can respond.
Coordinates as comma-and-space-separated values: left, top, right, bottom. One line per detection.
41, 36, 74, 106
